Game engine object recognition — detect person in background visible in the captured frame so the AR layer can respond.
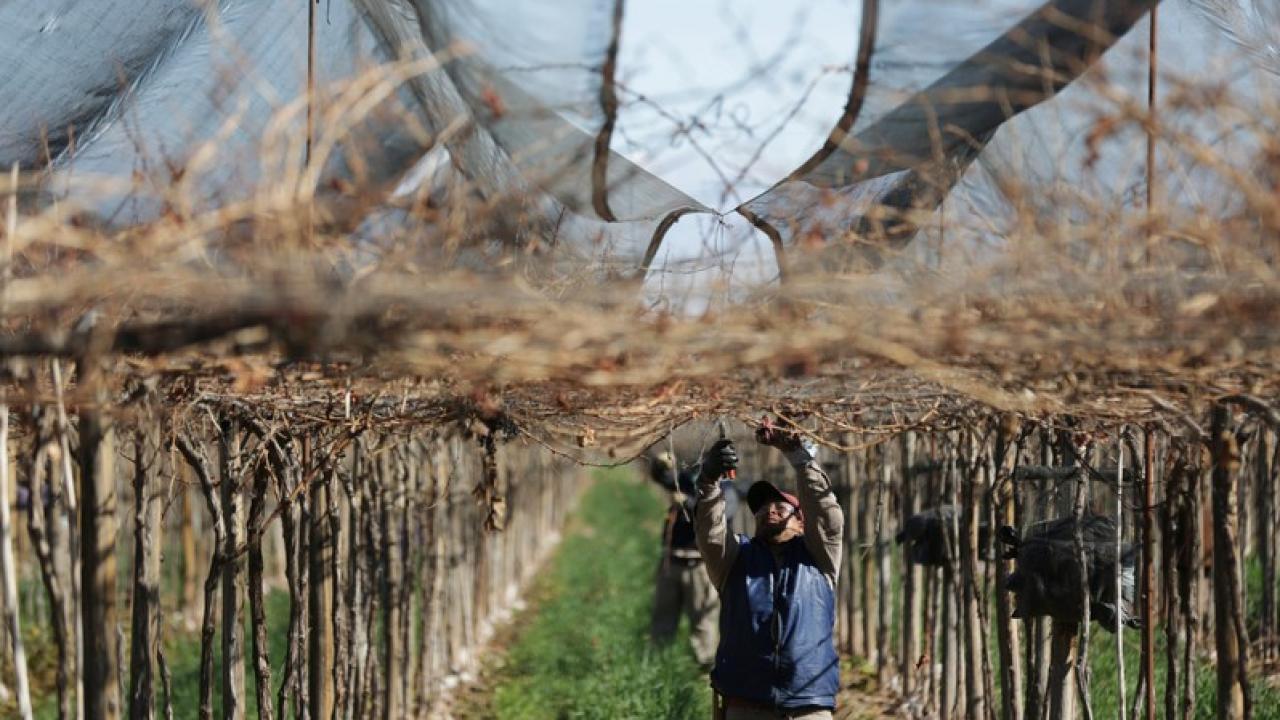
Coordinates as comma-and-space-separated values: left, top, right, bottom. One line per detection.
695, 423, 844, 720
648, 450, 740, 669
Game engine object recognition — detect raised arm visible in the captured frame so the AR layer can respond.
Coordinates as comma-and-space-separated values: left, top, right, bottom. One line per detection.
694, 439, 741, 590
791, 453, 843, 582
758, 425, 844, 583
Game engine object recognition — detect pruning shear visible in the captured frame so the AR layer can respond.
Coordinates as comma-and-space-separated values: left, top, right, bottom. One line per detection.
718, 418, 736, 480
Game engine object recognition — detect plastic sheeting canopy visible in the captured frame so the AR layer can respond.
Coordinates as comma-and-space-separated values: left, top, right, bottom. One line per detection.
0, 0, 1274, 285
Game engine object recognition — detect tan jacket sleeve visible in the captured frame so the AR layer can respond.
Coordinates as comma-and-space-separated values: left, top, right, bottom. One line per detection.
794, 459, 844, 586
695, 475, 740, 592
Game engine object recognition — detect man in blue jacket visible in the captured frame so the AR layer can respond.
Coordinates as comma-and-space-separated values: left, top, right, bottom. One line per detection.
695, 424, 843, 720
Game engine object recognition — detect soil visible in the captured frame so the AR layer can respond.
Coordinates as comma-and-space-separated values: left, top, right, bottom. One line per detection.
834, 663, 904, 720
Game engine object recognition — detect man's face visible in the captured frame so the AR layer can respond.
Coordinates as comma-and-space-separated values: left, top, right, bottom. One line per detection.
755, 500, 801, 541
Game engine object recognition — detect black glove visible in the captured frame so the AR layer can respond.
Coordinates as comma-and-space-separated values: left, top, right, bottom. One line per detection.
700, 439, 738, 481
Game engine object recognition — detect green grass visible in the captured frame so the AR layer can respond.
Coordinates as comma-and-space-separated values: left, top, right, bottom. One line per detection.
161, 589, 294, 719
485, 467, 711, 720
1026, 552, 1280, 720
857, 553, 1280, 720
1081, 614, 1280, 720
23, 584, 293, 719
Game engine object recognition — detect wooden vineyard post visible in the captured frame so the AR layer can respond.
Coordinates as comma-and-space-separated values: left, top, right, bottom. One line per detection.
0, 399, 31, 719
936, 443, 957, 717
50, 359, 84, 720
334, 440, 356, 718
842, 434, 864, 656
875, 448, 893, 689
942, 440, 961, 720
994, 417, 1023, 720
417, 443, 446, 712
401, 446, 421, 720
436, 442, 452, 694
220, 419, 247, 720
382, 449, 406, 720
247, 459, 274, 720
1048, 427, 1083, 720
1182, 453, 1201, 720
272, 432, 306, 719
861, 448, 877, 664
1140, 428, 1157, 720
0, 164, 30, 720
1199, 460, 1213, 651
924, 437, 942, 717
1114, 434, 1127, 720
960, 433, 985, 720
1271, 428, 1280, 662
1210, 405, 1249, 720
309, 441, 337, 720
408, 447, 424, 714
26, 404, 73, 719
1046, 623, 1077, 720
1027, 428, 1055, 720
128, 404, 164, 719
176, 435, 223, 720
901, 431, 921, 697
1255, 427, 1276, 662
1162, 448, 1182, 720
80, 360, 121, 720
924, 559, 939, 715
1071, 440, 1095, 720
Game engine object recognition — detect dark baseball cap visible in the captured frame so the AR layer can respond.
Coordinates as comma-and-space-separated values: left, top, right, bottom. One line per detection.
747, 480, 802, 522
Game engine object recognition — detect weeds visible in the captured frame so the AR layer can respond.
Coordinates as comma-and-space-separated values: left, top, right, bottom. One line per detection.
487, 468, 711, 720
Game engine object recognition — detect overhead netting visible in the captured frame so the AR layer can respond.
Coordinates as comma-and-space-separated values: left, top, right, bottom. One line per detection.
0, 0, 1278, 452
5, 7, 1280, 719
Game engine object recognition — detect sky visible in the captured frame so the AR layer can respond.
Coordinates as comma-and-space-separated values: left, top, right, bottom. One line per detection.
609, 0, 862, 304
380, 0, 863, 306
614, 0, 861, 210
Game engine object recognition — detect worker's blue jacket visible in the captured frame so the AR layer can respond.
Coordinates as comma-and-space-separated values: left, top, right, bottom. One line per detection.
710, 534, 840, 709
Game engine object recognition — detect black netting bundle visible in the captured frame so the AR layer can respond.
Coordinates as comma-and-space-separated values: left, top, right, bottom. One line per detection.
896, 505, 991, 567
1000, 514, 1138, 631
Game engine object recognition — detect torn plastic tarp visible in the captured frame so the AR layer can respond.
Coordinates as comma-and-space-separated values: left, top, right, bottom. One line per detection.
1, 0, 1275, 287
2, 0, 709, 276
737, 0, 1163, 268
737, 0, 1277, 273
6, 1, 434, 224
414, 0, 708, 224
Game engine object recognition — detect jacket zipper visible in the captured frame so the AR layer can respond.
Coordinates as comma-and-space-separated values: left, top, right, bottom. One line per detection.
771, 550, 784, 705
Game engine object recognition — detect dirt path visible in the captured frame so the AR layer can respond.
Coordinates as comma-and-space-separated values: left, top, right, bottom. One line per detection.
833, 667, 901, 719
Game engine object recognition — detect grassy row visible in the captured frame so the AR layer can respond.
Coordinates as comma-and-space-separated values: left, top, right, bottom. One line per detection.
26, 589, 292, 719
864, 560, 1280, 720
1083, 620, 1280, 720
483, 467, 712, 719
